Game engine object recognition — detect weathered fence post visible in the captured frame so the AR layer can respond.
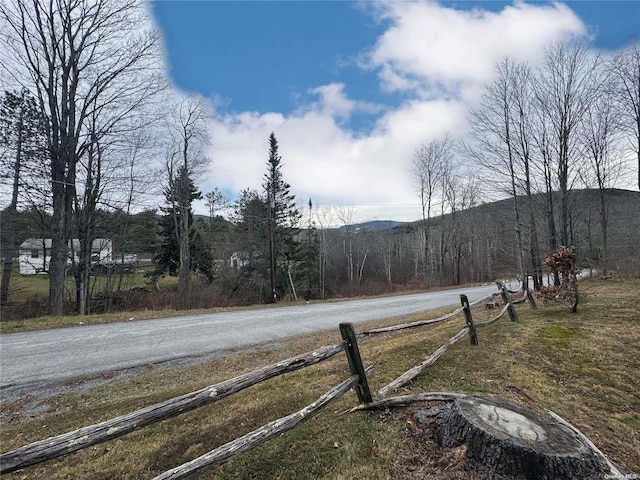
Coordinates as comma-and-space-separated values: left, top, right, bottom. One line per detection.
460, 294, 478, 345
525, 289, 537, 309
497, 281, 519, 322
339, 323, 373, 404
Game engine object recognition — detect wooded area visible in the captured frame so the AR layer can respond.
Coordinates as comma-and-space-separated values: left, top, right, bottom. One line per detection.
2, 188, 637, 321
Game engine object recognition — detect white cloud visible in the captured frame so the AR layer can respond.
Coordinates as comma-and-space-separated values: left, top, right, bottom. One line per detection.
201, 1, 588, 223
307, 83, 381, 120
206, 89, 469, 222
366, 1, 586, 97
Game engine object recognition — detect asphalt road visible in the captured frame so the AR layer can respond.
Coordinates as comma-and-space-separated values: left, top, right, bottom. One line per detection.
0, 284, 503, 403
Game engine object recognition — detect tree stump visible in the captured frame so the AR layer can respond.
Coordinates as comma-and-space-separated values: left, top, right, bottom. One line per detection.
423, 396, 607, 479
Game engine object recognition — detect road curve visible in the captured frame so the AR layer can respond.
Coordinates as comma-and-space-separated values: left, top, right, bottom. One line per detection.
0, 284, 502, 403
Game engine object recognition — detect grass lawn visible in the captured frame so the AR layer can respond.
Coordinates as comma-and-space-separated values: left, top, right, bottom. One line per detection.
0, 279, 638, 479
0, 267, 182, 332
4, 267, 163, 302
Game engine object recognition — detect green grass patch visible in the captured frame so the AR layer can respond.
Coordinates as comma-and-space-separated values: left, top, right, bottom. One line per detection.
0, 279, 638, 478
4, 267, 171, 304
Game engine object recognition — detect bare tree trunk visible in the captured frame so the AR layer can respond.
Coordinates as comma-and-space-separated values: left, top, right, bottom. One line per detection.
528, 207, 543, 289
314, 206, 333, 300
337, 206, 355, 289
357, 247, 369, 287
49, 159, 74, 316
179, 208, 191, 308
599, 191, 608, 273
0, 101, 24, 306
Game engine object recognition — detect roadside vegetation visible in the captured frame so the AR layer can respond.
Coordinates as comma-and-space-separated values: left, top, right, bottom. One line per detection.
1, 278, 638, 479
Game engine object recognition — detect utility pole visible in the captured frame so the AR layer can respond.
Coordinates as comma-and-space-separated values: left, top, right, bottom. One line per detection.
267, 193, 277, 303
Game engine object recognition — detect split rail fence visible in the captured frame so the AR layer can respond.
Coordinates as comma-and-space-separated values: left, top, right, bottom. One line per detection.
0, 281, 536, 479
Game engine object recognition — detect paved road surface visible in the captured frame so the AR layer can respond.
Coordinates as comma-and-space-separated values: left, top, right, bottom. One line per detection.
0, 284, 504, 403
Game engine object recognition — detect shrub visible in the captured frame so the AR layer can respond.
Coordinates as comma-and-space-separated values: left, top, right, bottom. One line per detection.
537, 246, 580, 313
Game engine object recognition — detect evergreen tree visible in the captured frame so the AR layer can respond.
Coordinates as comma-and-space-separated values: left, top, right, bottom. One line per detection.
126, 209, 160, 254
0, 88, 48, 306
263, 133, 301, 301
298, 199, 320, 300
191, 219, 214, 283
232, 188, 269, 276
155, 166, 212, 283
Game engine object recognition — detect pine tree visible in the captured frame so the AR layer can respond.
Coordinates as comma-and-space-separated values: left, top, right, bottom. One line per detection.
298, 199, 320, 300
263, 133, 301, 301
232, 188, 269, 276
0, 89, 48, 306
155, 166, 212, 286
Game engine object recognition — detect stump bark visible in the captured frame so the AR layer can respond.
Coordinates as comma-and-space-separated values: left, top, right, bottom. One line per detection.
420, 396, 607, 480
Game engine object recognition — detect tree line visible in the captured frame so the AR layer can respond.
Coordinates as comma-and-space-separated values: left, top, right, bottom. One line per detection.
1, 1, 639, 317
413, 43, 640, 290
3, 185, 638, 319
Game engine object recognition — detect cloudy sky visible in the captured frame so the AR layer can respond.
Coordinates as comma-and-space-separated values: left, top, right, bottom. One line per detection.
151, 1, 639, 223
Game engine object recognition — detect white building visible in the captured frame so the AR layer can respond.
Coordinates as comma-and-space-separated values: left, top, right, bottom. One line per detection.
18, 238, 113, 275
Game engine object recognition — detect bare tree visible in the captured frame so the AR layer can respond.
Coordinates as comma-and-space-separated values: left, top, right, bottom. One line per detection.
205, 188, 230, 225
533, 42, 603, 247
72, 122, 103, 315
336, 204, 355, 288
508, 62, 544, 289
580, 66, 625, 273
444, 174, 480, 285
111, 128, 160, 293
466, 58, 528, 285
530, 93, 560, 264
164, 95, 211, 308
437, 154, 459, 284
314, 205, 334, 300
611, 44, 640, 191
411, 135, 450, 286
1, 0, 164, 315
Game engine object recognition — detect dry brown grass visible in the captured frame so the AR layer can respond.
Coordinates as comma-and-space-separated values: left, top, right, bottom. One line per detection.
0, 279, 638, 479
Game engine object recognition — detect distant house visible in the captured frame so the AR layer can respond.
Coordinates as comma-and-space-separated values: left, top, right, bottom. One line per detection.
18, 238, 113, 275
230, 251, 263, 270
230, 251, 250, 270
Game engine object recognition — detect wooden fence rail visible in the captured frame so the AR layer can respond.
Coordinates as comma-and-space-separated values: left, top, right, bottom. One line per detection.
1, 283, 534, 479
360, 306, 464, 335
0, 341, 348, 474
378, 327, 469, 397
377, 285, 528, 396
153, 367, 374, 480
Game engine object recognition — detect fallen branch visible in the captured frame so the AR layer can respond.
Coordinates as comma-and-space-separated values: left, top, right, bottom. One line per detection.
350, 392, 466, 411
378, 327, 469, 397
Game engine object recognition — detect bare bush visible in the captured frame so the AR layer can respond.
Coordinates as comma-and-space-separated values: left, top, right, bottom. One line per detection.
537, 246, 580, 312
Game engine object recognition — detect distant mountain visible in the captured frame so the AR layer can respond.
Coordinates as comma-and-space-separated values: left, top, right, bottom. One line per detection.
193, 214, 406, 232
338, 220, 405, 232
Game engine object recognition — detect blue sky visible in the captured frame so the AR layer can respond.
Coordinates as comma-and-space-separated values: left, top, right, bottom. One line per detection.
151, 1, 639, 222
